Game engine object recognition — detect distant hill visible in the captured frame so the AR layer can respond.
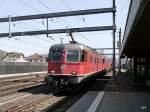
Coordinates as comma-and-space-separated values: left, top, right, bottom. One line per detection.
0, 50, 6, 53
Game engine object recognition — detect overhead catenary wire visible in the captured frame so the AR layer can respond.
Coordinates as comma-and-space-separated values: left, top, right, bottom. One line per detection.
0, 2, 55, 48
0, 5, 18, 15
38, 0, 95, 46
0, 5, 35, 32
0, 37, 41, 54
0, 6, 54, 42
58, 0, 96, 45
17, 0, 48, 29
19, 0, 42, 13
19, 32, 56, 43
59, 0, 95, 45
0, 4, 43, 31
117, 0, 130, 16
60, 0, 87, 24
0, 0, 56, 44
0, 9, 11, 17
116, 0, 130, 36
38, 0, 71, 27
0, 0, 112, 49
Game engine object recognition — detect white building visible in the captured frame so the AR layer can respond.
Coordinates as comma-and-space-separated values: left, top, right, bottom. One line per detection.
2, 52, 27, 62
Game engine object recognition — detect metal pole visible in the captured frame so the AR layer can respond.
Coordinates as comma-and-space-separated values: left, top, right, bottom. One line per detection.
8, 15, 11, 38
118, 28, 121, 75
112, 0, 116, 80
60, 38, 64, 44
46, 18, 49, 37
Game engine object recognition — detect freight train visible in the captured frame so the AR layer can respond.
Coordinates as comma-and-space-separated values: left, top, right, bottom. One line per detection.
45, 43, 111, 89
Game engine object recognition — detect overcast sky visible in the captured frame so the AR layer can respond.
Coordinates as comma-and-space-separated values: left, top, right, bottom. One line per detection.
0, 0, 130, 56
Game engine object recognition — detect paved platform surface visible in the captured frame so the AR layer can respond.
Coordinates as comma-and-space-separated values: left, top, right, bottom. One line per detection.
67, 91, 104, 112
0, 71, 47, 78
97, 72, 150, 112
96, 92, 150, 112
67, 72, 150, 112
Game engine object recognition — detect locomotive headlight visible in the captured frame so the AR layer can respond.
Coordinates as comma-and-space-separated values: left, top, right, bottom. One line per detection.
51, 70, 55, 74
71, 71, 77, 75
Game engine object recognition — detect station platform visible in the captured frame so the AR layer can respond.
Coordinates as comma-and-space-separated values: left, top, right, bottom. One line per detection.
0, 71, 47, 78
67, 72, 150, 112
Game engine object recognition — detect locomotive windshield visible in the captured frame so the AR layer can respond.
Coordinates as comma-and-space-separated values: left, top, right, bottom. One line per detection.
51, 49, 62, 61
67, 50, 79, 62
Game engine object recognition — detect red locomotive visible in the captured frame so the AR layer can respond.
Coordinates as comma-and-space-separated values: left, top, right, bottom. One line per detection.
46, 42, 111, 89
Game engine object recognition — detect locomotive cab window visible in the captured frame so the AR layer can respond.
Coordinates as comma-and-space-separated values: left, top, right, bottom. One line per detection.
67, 50, 79, 62
50, 49, 62, 61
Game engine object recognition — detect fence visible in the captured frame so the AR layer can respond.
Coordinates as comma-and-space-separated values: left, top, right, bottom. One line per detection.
0, 62, 48, 75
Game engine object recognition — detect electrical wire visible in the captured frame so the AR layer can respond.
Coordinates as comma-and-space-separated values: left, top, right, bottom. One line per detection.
0, 6, 55, 52
0, 2, 53, 53
1, 0, 108, 48
61, 0, 86, 24
0, 5, 33, 31
116, 0, 130, 35
0, 2, 54, 48
17, 0, 47, 29
58, 0, 94, 45
38, 0, 53, 12
19, 0, 42, 13
38, 0, 70, 26
117, 0, 130, 16
0, 6, 18, 15
0, 4, 41, 31
38, 0, 95, 46
61, 0, 72, 10
20, 32, 56, 43
0, 0, 50, 40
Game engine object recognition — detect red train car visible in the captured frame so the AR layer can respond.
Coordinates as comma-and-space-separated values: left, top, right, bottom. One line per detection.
46, 43, 111, 88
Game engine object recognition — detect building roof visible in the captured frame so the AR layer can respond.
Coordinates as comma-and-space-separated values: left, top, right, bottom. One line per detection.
28, 53, 44, 61
3, 52, 24, 58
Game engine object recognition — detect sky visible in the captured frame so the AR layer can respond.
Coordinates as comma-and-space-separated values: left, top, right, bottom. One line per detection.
0, 0, 130, 56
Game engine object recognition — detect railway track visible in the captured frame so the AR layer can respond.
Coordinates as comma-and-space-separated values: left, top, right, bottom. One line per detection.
6, 94, 66, 112
48, 76, 111, 112
0, 85, 67, 112
0, 82, 45, 97
0, 75, 45, 97
0, 74, 45, 86
0, 73, 110, 112
0, 78, 76, 112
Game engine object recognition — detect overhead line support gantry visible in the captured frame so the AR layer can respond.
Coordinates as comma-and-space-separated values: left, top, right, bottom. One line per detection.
0, 1, 116, 80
